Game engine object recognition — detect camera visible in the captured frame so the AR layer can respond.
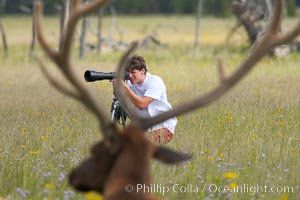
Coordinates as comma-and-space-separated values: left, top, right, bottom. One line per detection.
84, 70, 129, 127
84, 70, 130, 82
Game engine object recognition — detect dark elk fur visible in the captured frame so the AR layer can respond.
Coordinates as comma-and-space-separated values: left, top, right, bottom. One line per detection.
69, 125, 191, 200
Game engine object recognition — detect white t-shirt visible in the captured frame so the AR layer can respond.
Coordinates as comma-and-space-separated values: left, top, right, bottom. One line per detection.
126, 73, 177, 134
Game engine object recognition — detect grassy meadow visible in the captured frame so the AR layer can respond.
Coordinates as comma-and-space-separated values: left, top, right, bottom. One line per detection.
0, 14, 300, 200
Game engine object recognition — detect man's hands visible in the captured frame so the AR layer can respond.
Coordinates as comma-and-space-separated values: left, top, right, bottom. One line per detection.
111, 79, 153, 110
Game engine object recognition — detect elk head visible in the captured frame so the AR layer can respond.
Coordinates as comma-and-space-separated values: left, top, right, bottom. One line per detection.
34, 0, 300, 199
69, 125, 191, 199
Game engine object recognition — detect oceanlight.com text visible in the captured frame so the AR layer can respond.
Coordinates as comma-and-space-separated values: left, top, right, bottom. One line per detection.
124, 183, 294, 196
209, 184, 294, 196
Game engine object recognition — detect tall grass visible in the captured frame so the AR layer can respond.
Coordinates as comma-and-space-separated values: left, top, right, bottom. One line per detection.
0, 15, 300, 200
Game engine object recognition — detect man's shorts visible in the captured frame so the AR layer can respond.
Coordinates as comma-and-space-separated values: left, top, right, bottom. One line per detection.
146, 128, 173, 144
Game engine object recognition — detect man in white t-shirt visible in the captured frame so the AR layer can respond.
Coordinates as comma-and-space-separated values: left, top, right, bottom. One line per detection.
121, 54, 177, 144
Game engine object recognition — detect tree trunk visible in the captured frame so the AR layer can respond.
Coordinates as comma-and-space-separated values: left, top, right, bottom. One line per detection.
0, 18, 8, 58
231, 0, 262, 45
79, 16, 87, 58
194, 0, 203, 56
97, 8, 104, 54
29, 13, 35, 58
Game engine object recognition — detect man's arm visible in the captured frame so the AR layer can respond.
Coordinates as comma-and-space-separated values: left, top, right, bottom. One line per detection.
122, 81, 153, 110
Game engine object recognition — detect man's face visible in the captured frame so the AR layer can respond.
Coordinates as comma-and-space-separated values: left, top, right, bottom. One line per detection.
128, 69, 146, 84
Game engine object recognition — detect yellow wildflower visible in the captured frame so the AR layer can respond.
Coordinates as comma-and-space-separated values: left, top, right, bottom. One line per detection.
44, 183, 54, 190
277, 131, 283, 137
29, 150, 41, 155
277, 121, 284, 127
72, 117, 77, 123
228, 182, 238, 189
222, 172, 237, 179
85, 191, 103, 200
225, 114, 232, 121
276, 109, 282, 115
40, 135, 48, 141
203, 156, 212, 162
280, 193, 288, 200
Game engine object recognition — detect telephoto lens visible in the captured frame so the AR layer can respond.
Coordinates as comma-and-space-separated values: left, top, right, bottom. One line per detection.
84, 70, 115, 82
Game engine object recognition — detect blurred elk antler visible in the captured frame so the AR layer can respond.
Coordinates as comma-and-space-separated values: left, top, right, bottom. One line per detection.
34, 0, 190, 199
34, 0, 300, 199
129, 0, 300, 131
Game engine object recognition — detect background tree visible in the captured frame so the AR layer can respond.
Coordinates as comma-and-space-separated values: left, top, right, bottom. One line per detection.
0, 0, 8, 58
194, 0, 203, 56
19, 2, 36, 57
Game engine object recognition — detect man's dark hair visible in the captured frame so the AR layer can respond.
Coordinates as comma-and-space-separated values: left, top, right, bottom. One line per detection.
127, 55, 147, 74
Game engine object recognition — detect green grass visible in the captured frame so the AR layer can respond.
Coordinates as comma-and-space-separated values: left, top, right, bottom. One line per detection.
0, 15, 300, 200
